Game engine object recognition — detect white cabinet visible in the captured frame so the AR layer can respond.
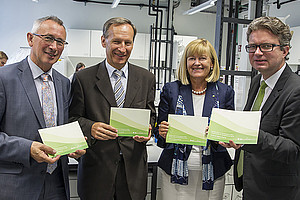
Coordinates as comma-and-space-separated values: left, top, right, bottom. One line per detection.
289, 26, 300, 64
90, 30, 106, 58
173, 35, 197, 69
67, 29, 150, 60
131, 33, 149, 60
66, 29, 90, 57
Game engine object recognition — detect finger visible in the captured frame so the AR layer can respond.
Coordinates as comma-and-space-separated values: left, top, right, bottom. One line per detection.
40, 144, 56, 155
161, 121, 169, 126
96, 130, 118, 140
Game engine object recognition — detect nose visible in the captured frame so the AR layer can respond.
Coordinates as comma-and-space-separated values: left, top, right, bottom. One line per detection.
194, 58, 201, 65
254, 46, 263, 54
48, 40, 59, 50
118, 42, 126, 53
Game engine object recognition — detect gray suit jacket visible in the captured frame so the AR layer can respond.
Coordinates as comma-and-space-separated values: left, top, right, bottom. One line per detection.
0, 58, 71, 200
234, 65, 300, 199
69, 61, 156, 200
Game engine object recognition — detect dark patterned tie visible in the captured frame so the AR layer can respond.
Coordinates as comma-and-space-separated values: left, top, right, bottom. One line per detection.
41, 73, 57, 174
113, 70, 125, 108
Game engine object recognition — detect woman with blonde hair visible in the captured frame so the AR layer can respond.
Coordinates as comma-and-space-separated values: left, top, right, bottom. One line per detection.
155, 38, 234, 199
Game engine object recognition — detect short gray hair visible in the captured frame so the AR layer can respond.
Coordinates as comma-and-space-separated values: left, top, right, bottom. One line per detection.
102, 17, 137, 41
247, 16, 292, 60
31, 16, 65, 33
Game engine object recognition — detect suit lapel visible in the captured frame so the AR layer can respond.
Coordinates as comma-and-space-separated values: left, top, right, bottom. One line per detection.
179, 84, 194, 115
123, 63, 139, 108
52, 70, 64, 125
17, 59, 46, 128
95, 62, 117, 107
203, 82, 215, 117
261, 66, 292, 117
244, 75, 261, 111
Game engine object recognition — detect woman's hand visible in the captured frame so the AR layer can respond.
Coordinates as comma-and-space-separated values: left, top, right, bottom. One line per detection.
158, 121, 169, 139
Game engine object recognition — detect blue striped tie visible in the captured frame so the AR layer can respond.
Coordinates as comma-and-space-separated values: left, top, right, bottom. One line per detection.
41, 73, 57, 174
113, 70, 125, 108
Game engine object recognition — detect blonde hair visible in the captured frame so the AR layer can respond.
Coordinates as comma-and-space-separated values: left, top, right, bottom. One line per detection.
177, 38, 220, 85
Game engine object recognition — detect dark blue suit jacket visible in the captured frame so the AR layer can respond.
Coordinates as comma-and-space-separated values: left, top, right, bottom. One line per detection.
155, 80, 234, 180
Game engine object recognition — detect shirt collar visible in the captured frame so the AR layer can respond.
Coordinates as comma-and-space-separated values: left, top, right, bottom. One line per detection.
105, 59, 128, 78
261, 63, 286, 89
27, 56, 53, 81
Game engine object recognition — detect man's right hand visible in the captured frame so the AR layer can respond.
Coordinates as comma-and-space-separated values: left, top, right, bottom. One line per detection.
30, 141, 60, 164
91, 122, 118, 140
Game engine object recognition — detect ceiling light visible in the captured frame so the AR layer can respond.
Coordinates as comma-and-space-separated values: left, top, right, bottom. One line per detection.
111, 0, 121, 8
183, 0, 217, 15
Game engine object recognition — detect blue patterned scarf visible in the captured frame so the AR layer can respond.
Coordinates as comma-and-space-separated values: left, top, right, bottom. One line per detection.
171, 95, 190, 185
171, 86, 219, 190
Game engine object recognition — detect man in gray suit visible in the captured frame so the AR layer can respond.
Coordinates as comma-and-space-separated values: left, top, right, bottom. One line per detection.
69, 17, 156, 200
220, 17, 300, 199
0, 16, 85, 200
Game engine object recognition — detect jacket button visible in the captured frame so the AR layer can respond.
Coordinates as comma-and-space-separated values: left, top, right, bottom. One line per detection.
40, 170, 46, 174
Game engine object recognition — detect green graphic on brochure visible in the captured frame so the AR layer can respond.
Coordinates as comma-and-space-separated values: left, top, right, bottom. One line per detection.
110, 108, 150, 137
39, 121, 88, 157
207, 108, 261, 144
166, 114, 208, 146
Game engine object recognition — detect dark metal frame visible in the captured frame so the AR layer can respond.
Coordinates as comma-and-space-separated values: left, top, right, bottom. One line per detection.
148, 0, 174, 90
214, 0, 263, 87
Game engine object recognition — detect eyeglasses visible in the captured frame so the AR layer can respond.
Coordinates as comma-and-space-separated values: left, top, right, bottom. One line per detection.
245, 43, 283, 53
32, 33, 68, 47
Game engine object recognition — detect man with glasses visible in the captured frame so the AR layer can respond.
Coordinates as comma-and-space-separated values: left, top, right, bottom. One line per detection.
220, 16, 300, 199
0, 16, 85, 200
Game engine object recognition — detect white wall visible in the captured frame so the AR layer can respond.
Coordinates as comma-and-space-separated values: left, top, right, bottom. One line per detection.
0, 0, 215, 61
0, 0, 158, 58
1, 0, 300, 66
268, 1, 300, 28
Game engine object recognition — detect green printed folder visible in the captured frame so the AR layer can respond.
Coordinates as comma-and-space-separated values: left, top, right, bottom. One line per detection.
110, 108, 150, 137
38, 121, 88, 157
166, 114, 208, 146
207, 108, 261, 144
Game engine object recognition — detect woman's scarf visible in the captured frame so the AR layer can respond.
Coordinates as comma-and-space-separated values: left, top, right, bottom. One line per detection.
170, 84, 220, 190
170, 95, 190, 185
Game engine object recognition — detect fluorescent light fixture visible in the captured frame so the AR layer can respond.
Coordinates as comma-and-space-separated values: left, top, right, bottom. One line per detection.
111, 0, 121, 8
183, 0, 217, 15
32, 0, 39, 2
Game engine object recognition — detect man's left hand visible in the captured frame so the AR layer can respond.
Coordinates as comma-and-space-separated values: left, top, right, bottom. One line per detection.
133, 124, 152, 143
68, 149, 86, 159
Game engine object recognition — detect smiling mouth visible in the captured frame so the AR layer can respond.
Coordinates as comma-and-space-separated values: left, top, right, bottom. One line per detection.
115, 53, 126, 58
45, 52, 57, 58
192, 68, 204, 70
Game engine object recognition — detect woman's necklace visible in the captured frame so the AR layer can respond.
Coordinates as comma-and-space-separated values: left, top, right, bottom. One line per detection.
191, 87, 207, 95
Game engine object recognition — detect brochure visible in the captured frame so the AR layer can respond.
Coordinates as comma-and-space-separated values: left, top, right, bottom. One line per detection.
207, 108, 261, 144
110, 107, 150, 137
38, 121, 88, 157
166, 114, 208, 146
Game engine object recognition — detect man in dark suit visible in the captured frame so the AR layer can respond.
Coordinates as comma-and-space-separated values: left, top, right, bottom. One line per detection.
220, 16, 300, 199
0, 16, 85, 200
69, 17, 156, 200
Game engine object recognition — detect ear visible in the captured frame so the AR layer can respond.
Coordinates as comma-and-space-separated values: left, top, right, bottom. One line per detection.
27, 32, 34, 47
282, 45, 290, 58
101, 35, 106, 48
